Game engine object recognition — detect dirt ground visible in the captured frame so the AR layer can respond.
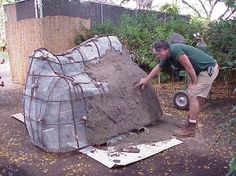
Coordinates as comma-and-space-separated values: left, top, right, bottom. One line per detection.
0, 61, 235, 176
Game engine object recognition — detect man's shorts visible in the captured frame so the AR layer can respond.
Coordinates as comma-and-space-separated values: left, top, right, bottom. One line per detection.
190, 64, 219, 98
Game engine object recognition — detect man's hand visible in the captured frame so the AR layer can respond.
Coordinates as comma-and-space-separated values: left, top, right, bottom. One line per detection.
188, 83, 196, 94
136, 64, 162, 90
178, 54, 197, 86
136, 77, 149, 89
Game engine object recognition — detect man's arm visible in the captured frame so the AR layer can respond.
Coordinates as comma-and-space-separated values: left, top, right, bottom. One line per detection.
177, 54, 197, 85
147, 64, 162, 80
136, 64, 163, 89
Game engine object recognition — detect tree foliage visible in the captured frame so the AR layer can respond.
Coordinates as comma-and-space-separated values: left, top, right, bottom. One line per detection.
160, 3, 180, 14
207, 19, 236, 67
118, 0, 235, 20
181, 0, 236, 20
0, 0, 14, 4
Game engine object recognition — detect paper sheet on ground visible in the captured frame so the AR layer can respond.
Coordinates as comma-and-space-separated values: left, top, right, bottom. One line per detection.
11, 113, 24, 123
79, 138, 183, 168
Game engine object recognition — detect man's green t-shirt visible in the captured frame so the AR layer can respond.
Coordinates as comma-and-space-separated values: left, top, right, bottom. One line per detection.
159, 44, 216, 75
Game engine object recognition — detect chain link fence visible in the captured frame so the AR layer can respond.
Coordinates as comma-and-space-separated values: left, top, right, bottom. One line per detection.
14, 0, 134, 25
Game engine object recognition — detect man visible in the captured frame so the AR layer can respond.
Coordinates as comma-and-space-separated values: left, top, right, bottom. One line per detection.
136, 40, 219, 137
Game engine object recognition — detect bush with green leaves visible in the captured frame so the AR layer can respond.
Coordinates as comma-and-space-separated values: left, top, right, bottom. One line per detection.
89, 20, 118, 36
89, 11, 203, 71
227, 154, 236, 176
207, 20, 236, 67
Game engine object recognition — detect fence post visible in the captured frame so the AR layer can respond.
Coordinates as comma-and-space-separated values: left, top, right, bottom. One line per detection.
34, 0, 38, 18
34, 0, 43, 18
38, 0, 43, 18
101, 3, 103, 24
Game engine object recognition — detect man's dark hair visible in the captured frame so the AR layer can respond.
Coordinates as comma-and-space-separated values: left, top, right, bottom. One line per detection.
152, 40, 170, 51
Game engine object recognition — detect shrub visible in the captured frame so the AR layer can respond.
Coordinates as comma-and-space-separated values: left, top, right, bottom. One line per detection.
89, 20, 118, 36
88, 11, 204, 71
207, 20, 236, 67
227, 155, 236, 176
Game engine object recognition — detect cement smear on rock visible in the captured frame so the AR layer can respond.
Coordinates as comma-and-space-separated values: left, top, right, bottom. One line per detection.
85, 49, 163, 145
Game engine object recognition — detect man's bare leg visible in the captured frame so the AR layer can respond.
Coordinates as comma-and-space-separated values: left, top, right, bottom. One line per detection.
198, 96, 206, 110
173, 95, 199, 137
189, 95, 200, 121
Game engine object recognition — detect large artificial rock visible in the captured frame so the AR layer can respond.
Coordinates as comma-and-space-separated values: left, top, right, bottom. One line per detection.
23, 36, 163, 152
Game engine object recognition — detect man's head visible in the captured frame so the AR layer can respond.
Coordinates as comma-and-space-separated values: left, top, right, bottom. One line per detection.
152, 40, 170, 59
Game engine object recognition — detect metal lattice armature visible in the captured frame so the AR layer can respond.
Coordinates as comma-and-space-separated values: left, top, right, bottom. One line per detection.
23, 36, 122, 152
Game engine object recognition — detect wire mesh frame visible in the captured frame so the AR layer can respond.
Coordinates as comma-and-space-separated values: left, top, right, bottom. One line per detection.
23, 36, 114, 152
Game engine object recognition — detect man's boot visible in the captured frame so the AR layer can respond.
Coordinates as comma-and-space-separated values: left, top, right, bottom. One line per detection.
173, 121, 196, 137
175, 116, 190, 128
175, 116, 198, 128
